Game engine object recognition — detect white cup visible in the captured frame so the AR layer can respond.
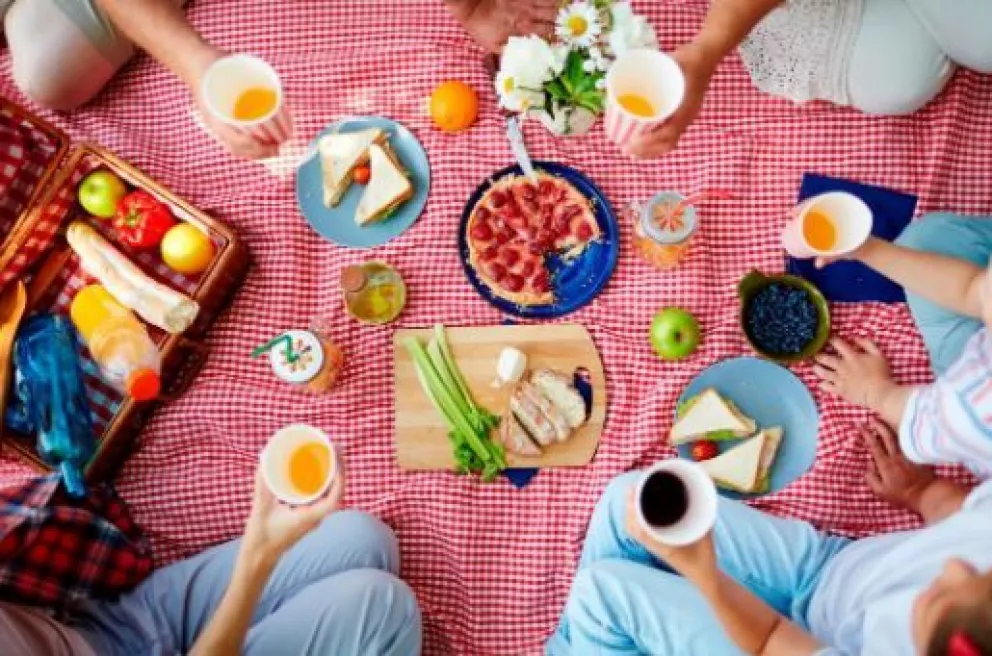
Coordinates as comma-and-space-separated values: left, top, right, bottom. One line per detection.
199, 54, 294, 146
604, 49, 686, 148
635, 460, 717, 546
260, 424, 336, 505
781, 191, 873, 259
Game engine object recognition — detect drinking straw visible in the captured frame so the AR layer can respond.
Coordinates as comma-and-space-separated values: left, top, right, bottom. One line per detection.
660, 189, 736, 227
251, 333, 299, 363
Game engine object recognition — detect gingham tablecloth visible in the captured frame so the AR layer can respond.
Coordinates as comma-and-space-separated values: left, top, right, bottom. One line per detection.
2, 1, 991, 653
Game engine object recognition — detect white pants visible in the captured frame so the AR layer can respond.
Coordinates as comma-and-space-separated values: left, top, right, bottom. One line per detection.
3, 0, 186, 111
849, 0, 992, 114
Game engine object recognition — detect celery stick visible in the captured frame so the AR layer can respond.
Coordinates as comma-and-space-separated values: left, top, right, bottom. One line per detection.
405, 338, 493, 464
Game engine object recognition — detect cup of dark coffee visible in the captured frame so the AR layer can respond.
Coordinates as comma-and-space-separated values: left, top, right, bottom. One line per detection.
635, 460, 718, 546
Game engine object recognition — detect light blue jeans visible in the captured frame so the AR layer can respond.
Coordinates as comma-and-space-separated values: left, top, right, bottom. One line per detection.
895, 213, 992, 374
73, 510, 422, 656
547, 472, 850, 655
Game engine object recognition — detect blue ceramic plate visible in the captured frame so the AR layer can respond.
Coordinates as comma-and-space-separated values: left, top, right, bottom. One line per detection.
457, 162, 619, 318
676, 357, 819, 499
296, 116, 430, 249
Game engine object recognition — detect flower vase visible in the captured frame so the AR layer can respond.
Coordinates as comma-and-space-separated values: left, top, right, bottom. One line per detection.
531, 104, 597, 138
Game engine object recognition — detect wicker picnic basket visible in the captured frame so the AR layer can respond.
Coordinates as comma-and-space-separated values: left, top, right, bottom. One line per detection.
0, 98, 249, 481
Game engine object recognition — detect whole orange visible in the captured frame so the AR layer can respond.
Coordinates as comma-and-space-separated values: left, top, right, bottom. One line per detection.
430, 81, 479, 133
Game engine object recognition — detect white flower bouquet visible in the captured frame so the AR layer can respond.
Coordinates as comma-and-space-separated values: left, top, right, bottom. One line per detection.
495, 0, 659, 136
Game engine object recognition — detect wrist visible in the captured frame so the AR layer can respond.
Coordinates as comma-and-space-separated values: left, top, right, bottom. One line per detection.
177, 41, 225, 93
865, 379, 898, 413
850, 237, 880, 263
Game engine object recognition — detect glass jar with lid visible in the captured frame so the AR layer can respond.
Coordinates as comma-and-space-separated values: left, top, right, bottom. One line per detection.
630, 191, 698, 270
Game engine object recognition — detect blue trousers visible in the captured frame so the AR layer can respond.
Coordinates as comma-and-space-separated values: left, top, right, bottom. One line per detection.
894, 212, 992, 374
548, 473, 850, 655
74, 510, 422, 655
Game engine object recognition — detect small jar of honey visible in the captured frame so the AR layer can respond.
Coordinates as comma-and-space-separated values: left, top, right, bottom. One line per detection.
631, 191, 698, 270
341, 262, 406, 325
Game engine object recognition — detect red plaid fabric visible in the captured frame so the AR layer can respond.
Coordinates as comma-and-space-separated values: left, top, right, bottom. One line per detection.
0, 104, 62, 288
0, 475, 152, 608
0, 1, 990, 653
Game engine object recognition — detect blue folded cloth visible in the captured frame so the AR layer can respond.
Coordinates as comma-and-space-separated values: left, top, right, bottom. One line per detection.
787, 173, 918, 303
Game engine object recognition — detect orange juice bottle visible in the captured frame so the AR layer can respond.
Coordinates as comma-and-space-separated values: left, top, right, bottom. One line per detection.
70, 285, 161, 401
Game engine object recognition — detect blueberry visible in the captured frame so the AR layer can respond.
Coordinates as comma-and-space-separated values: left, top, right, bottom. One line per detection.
745, 283, 819, 356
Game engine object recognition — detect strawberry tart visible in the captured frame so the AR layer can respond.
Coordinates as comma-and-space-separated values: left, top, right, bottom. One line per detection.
465, 172, 601, 306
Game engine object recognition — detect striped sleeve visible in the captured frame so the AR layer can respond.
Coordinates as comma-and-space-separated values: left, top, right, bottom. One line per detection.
899, 332, 992, 476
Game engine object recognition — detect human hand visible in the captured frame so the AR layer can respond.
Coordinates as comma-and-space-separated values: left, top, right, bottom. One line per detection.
242, 462, 345, 566
624, 42, 717, 159
814, 337, 895, 411
623, 487, 718, 585
860, 418, 935, 513
189, 46, 280, 160
449, 0, 558, 53
813, 237, 878, 269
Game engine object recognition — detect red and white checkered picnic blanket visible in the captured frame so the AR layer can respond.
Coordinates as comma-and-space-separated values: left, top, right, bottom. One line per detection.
1, 1, 991, 653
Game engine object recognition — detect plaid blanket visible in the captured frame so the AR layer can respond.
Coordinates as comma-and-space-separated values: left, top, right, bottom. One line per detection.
1, 1, 991, 653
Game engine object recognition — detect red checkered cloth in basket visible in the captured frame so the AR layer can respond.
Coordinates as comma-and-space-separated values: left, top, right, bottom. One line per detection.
0, 1, 991, 653
0, 104, 62, 288
0, 475, 153, 609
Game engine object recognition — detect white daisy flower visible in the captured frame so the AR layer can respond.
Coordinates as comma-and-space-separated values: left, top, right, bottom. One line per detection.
595, 78, 607, 90
583, 59, 596, 73
495, 36, 562, 112
495, 70, 544, 112
556, 1, 602, 49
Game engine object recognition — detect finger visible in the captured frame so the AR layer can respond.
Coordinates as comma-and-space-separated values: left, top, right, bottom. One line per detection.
855, 338, 881, 357
870, 417, 899, 455
530, 19, 556, 40
813, 365, 837, 383
819, 380, 838, 395
815, 257, 827, 270
814, 353, 841, 370
866, 469, 883, 495
859, 424, 886, 462
830, 337, 857, 360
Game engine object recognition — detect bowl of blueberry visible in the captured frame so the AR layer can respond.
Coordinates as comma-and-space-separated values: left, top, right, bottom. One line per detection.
739, 270, 831, 364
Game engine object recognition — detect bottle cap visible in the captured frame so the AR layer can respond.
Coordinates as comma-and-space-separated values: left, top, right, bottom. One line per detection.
641, 191, 698, 245
269, 330, 324, 384
340, 266, 368, 293
127, 369, 161, 401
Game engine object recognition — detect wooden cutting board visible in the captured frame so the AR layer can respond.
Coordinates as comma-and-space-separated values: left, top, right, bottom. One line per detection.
394, 324, 607, 470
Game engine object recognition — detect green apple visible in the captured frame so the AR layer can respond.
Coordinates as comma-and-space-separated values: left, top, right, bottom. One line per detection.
78, 170, 127, 218
650, 307, 701, 360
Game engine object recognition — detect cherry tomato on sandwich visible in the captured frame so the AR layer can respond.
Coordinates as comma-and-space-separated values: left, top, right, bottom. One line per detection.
113, 190, 176, 250
691, 440, 719, 462
353, 164, 371, 185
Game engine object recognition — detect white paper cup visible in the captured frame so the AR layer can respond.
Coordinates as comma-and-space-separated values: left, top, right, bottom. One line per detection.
635, 460, 717, 547
199, 54, 294, 146
261, 424, 336, 505
781, 191, 873, 259
605, 49, 685, 148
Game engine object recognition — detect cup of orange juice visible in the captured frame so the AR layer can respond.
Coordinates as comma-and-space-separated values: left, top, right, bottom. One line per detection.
604, 49, 685, 148
781, 192, 873, 259
199, 54, 293, 147
261, 424, 336, 505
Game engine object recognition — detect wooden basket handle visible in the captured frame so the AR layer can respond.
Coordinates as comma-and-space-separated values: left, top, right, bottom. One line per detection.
158, 338, 209, 403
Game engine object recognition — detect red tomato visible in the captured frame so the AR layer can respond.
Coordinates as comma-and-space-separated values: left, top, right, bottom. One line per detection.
353, 164, 371, 185
113, 190, 176, 250
691, 440, 719, 462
